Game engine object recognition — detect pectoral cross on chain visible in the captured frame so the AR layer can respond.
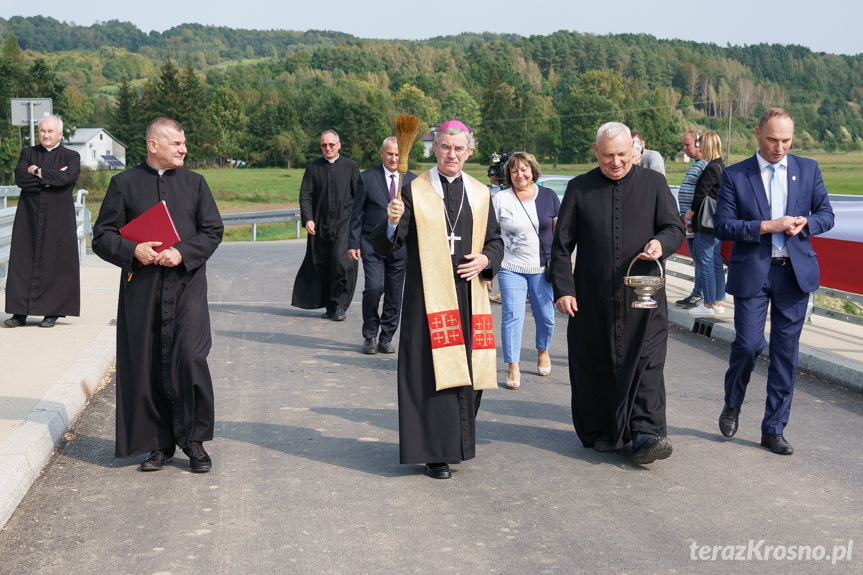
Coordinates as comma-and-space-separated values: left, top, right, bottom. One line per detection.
446, 232, 461, 255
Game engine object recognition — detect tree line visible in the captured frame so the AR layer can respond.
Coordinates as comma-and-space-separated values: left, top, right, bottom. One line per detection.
2, 17, 863, 183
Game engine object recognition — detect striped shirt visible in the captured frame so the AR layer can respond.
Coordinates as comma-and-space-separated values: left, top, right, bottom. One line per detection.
678, 159, 707, 213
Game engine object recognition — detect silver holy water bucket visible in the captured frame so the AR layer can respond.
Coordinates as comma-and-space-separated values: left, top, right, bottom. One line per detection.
623, 255, 665, 309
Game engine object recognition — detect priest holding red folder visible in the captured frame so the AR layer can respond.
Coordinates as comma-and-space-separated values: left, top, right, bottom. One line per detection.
92, 117, 223, 473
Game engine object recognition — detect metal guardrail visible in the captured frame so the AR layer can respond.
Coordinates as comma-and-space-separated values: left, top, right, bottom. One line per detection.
667, 254, 863, 327
3, 202, 298, 287
0, 187, 91, 289
1, 185, 21, 209
221, 209, 303, 241
0, 207, 15, 287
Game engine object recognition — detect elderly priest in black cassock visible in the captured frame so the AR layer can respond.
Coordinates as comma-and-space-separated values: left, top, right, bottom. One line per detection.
92, 118, 223, 473
373, 120, 503, 480
5, 115, 80, 328
292, 130, 359, 321
550, 122, 684, 465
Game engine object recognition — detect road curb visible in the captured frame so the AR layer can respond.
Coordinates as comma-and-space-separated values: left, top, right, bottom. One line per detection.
668, 308, 863, 395
0, 325, 115, 527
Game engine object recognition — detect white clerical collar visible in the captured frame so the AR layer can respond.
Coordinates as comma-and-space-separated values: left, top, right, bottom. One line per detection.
44, 144, 60, 152
429, 165, 471, 205
327, 155, 340, 164
146, 161, 167, 176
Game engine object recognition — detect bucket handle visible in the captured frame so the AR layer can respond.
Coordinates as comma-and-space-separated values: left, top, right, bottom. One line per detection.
626, 254, 663, 278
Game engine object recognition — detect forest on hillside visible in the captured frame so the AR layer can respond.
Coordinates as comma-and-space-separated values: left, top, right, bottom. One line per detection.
2, 16, 863, 182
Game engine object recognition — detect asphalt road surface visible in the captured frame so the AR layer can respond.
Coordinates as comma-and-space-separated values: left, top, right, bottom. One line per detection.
1, 241, 861, 574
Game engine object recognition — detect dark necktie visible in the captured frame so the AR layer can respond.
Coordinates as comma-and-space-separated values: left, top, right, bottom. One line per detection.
389, 174, 396, 200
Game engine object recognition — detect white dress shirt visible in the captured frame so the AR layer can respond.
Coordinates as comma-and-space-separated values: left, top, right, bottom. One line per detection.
756, 150, 789, 258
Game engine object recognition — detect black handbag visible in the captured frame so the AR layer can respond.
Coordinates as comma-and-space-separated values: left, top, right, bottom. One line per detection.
697, 195, 716, 230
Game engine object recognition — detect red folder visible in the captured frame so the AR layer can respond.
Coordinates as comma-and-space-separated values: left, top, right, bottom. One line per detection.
120, 200, 181, 253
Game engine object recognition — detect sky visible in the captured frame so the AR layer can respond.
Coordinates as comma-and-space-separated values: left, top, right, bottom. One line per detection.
2, 1, 862, 56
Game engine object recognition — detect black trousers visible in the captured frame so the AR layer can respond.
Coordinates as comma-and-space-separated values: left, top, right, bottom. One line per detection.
360, 249, 406, 342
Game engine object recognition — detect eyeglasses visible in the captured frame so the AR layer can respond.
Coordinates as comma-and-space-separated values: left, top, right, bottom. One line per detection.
438, 144, 468, 155
321, 142, 339, 148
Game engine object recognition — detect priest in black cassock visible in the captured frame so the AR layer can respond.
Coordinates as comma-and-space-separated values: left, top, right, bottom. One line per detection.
550, 122, 684, 465
372, 120, 503, 480
292, 130, 359, 321
5, 115, 80, 329
92, 118, 223, 473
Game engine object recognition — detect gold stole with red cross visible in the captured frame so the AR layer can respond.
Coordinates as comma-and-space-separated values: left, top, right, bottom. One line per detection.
412, 169, 497, 391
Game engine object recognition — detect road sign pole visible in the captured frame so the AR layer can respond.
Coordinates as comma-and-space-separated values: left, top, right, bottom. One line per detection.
29, 101, 35, 146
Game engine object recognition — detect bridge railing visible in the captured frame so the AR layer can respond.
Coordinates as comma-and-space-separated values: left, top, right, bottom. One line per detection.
668, 187, 863, 326
0, 187, 91, 289
666, 254, 863, 327
221, 209, 303, 240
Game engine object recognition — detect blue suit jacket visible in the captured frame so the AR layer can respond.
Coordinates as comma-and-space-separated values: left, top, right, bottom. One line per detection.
349, 164, 416, 257
714, 153, 834, 297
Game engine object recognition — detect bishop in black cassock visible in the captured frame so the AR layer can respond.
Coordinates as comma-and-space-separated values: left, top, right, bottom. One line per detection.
550, 122, 683, 465
372, 122, 503, 480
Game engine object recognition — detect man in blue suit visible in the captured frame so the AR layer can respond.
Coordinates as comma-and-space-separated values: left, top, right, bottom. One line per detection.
349, 137, 417, 354
714, 108, 834, 455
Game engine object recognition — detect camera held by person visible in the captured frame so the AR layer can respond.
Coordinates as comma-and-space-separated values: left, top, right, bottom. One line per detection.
487, 152, 510, 195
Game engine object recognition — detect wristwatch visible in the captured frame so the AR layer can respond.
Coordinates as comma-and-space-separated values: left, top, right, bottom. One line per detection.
34, 167, 40, 177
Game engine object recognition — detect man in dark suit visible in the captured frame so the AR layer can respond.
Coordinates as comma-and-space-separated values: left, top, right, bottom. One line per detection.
348, 137, 416, 354
714, 108, 834, 455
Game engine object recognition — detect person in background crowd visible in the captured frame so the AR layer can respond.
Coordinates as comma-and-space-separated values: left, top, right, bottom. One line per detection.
292, 130, 359, 321
5, 115, 81, 329
676, 130, 708, 309
686, 131, 727, 316
348, 137, 416, 354
631, 131, 666, 175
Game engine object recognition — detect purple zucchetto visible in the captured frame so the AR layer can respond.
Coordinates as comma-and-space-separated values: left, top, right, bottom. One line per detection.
439, 120, 470, 132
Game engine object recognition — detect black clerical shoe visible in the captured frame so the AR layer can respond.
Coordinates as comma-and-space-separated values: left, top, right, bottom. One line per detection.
362, 338, 377, 355
40, 316, 58, 328
424, 462, 451, 479
632, 436, 673, 465
321, 309, 334, 320
377, 340, 395, 354
760, 434, 794, 455
4, 314, 26, 328
183, 441, 212, 473
139, 447, 175, 472
333, 307, 347, 321
719, 405, 741, 438
593, 435, 619, 453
